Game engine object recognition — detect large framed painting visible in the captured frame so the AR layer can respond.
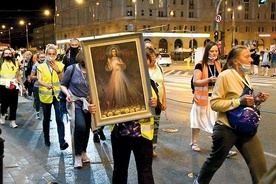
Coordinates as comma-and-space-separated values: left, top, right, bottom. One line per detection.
82, 33, 155, 127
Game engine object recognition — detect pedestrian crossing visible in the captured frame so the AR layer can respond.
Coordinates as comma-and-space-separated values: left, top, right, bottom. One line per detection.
162, 69, 276, 93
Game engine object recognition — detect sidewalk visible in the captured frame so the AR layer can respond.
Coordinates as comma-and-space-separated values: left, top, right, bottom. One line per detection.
1, 96, 57, 184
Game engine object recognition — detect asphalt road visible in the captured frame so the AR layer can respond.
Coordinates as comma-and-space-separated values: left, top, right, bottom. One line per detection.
1, 62, 275, 184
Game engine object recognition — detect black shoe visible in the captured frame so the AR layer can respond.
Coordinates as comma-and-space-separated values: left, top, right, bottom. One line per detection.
60, 142, 69, 150
45, 140, 51, 146
99, 131, 106, 141
93, 134, 100, 143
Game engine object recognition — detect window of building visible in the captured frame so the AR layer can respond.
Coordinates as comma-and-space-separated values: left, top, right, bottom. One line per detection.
179, 25, 182, 30
170, 10, 176, 17
258, 27, 265, 32
184, 25, 188, 32
125, 25, 128, 30
245, 3, 249, 11
189, 0, 194, 9
159, 0, 164, 8
127, 10, 133, 16
204, 26, 211, 32
189, 12, 194, 18
272, 27, 276, 32
257, 13, 260, 19
158, 11, 164, 17
149, 9, 153, 16
245, 13, 249, 19
141, 10, 144, 16
190, 25, 196, 31
246, 26, 251, 32
272, 14, 275, 20
272, 3, 276, 12
173, 0, 176, 4
181, 0, 184, 5
181, 11, 184, 17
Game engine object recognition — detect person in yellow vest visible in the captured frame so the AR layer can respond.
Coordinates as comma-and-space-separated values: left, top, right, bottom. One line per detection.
0, 49, 26, 128
110, 86, 157, 184
37, 44, 68, 150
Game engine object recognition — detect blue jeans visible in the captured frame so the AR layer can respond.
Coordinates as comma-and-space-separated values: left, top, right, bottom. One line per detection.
74, 108, 91, 155
111, 131, 154, 184
33, 86, 40, 112
40, 97, 66, 146
197, 122, 267, 184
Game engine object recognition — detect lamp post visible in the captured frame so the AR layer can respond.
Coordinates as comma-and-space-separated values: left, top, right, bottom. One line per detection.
19, 20, 31, 49
1, 25, 13, 46
228, 5, 242, 47
132, 0, 137, 32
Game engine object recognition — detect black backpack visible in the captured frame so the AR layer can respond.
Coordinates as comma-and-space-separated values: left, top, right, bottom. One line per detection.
191, 76, 194, 94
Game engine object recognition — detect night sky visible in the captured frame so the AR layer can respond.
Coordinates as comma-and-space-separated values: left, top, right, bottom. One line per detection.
0, 0, 55, 48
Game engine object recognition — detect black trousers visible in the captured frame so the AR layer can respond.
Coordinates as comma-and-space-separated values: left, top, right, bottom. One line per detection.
0, 85, 18, 120
111, 131, 154, 184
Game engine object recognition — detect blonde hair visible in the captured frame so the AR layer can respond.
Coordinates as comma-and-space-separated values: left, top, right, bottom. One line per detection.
45, 44, 58, 55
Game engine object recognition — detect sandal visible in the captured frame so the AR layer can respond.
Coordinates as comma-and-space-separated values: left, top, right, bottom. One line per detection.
190, 142, 201, 152
227, 150, 237, 158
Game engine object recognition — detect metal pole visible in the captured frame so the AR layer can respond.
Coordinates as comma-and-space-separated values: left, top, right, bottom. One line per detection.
26, 24, 29, 49
134, 1, 137, 32
221, 0, 226, 56
8, 29, 11, 46
232, 9, 235, 47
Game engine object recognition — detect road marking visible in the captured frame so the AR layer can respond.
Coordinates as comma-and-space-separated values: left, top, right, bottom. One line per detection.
251, 83, 273, 87
264, 152, 276, 158
174, 71, 182, 75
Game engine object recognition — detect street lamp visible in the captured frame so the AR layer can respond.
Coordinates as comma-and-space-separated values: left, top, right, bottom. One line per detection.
228, 5, 242, 47
1, 25, 13, 46
19, 20, 31, 49
132, 0, 137, 32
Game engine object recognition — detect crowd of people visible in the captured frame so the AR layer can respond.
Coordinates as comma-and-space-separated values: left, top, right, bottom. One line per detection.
0, 37, 275, 183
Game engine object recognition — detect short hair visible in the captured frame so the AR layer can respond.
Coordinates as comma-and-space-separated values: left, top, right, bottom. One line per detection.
45, 44, 58, 55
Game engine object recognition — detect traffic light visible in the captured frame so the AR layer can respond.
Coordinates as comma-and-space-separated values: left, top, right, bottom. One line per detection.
220, 31, 225, 40
214, 31, 219, 41
258, 0, 267, 5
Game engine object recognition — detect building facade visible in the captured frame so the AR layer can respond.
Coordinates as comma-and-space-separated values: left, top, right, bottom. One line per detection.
54, 0, 276, 55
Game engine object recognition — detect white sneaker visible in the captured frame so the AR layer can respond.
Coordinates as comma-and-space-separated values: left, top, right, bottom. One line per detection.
10, 121, 18, 128
35, 113, 41, 120
81, 152, 90, 163
74, 155, 83, 168
0, 115, 5, 125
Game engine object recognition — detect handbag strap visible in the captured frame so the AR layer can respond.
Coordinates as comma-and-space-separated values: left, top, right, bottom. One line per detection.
231, 69, 253, 91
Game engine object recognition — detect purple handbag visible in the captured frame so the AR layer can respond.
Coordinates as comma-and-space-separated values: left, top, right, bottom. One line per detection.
226, 86, 261, 136
227, 105, 260, 136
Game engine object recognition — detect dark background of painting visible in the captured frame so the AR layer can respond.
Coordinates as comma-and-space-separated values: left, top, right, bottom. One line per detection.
90, 41, 145, 112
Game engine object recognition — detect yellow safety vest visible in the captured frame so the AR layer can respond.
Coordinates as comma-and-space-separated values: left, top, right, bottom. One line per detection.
37, 61, 64, 104
109, 86, 156, 140
0, 61, 18, 86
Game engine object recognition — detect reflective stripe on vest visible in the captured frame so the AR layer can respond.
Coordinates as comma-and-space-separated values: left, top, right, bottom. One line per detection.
139, 117, 154, 140
193, 61, 221, 106
0, 61, 18, 86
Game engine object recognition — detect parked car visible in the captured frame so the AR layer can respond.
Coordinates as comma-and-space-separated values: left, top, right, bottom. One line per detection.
156, 53, 172, 66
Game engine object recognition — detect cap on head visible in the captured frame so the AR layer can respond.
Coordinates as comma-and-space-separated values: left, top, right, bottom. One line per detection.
37, 45, 44, 50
